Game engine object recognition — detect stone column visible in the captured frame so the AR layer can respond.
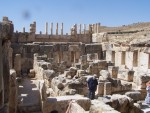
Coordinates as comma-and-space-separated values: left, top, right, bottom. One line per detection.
93, 24, 96, 33
51, 23, 53, 35
97, 23, 100, 33
84, 24, 86, 34
14, 54, 21, 77
56, 23, 58, 35
95, 23, 98, 33
45, 22, 48, 35
61, 23, 63, 36
75, 24, 77, 35
79, 24, 82, 34
23, 27, 25, 33
88, 24, 92, 34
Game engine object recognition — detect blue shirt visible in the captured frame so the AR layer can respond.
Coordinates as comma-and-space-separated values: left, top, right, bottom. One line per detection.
87, 77, 98, 91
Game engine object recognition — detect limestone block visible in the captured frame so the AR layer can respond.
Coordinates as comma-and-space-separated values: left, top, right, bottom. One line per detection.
97, 82, 104, 96
118, 69, 134, 81
14, 54, 21, 77
89, 100, 119, 113
108, 66, 119, 78
76, 70, 86, 77
128, 70, 134, 82
99, 70, 110, 81
69, 67, 77, 77
104, 82, 112, 95
28, 69, 35, 78
125, 91, 141, 102
9, 69, 17, 113
110, 94, 134, 113
43, 95, 90, 113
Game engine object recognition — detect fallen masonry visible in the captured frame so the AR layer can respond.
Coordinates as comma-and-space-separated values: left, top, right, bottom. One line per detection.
1, 16, 150, 113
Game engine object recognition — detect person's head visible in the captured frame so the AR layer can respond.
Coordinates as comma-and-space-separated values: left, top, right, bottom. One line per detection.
93, 74, 97, 80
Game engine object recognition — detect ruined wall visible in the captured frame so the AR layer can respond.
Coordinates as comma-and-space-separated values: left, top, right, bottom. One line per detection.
0, 17, 14, 113
11, 42, 102, 73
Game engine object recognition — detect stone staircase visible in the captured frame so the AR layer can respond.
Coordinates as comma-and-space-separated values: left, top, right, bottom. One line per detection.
18, 78, 42, 113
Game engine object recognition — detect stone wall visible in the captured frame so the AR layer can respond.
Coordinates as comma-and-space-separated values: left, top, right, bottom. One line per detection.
0, 17, 14, 113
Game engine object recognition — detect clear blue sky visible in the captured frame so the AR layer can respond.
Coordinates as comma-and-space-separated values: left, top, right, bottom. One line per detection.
0, 0, 150, 34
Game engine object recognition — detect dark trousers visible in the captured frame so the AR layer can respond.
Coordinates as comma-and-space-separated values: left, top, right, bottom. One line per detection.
88, 90, 95, 100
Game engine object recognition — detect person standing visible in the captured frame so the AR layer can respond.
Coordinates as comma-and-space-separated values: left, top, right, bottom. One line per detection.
145, 81, 150, 104
87, 74, 98, 100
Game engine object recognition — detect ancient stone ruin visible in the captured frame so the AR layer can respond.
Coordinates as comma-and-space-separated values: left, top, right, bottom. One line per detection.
1, 16, 150, 113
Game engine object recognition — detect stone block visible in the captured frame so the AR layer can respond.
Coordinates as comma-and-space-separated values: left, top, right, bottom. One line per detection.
77, 70, 86, 77
99, 70, 110, 81
125, 91, 141, 102
104, 82, 112, 95
118, 69, 134, 82
108, 66, 119, 78
97, 82, 104, 96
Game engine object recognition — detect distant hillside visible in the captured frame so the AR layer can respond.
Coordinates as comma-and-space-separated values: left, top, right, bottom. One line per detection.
99, 22, 150, 32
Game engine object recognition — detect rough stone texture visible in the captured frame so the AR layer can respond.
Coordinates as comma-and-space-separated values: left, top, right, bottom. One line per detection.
97, 82, 104, 96
104, 82, 112, 96
0, 17, 14, 113
99, 70, 110, 81
14, 54, 21, 77
125, 91, 141, 102
107, 94, 142, 113
118, 69, 134, 82
89, 100, 119, 113
108, 66, 119, 78
42, 95, 91, 113
9, 69, 17, 113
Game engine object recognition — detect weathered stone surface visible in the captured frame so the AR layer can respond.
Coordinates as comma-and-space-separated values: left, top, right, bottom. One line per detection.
9, 69, 17, 113
77, 69, 86, 77
108, 66, 119, 78
99, 70, 110, 81
89, 100, 119, 113
118, 69, 134, 82
42, 95, 90, 113
104, 82, 112, 95
0, 17, 14, 40
97, 82, 104, 96
125, 91, 141, 102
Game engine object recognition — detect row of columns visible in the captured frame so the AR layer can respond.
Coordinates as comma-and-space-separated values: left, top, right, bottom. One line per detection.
23, 22, 101, 35
92, 23, 101, 33
45, 22, 64, 35
44, 23, 95, 35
